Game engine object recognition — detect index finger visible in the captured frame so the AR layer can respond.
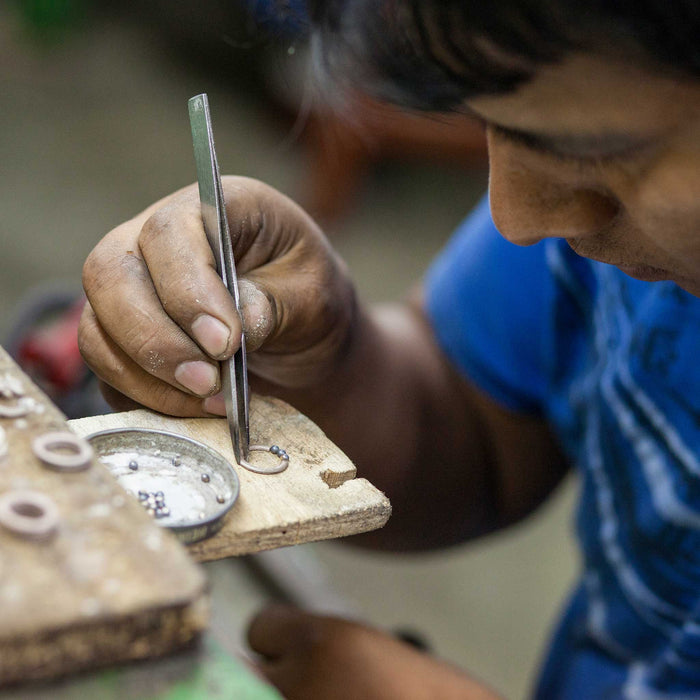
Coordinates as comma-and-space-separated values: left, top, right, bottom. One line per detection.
82, 188, 240, 398
138, 190, 242, 360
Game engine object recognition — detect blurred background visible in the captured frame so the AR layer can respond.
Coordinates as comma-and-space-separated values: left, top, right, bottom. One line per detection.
0, 2, 578, 697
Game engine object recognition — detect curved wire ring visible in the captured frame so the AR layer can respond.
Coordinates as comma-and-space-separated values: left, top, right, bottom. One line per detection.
0, 490, 60, 540
32, 431, 94, 472
238, 444, 290, 475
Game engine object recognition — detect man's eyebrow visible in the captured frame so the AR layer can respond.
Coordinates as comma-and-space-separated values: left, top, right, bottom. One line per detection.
486, 121, 654, 159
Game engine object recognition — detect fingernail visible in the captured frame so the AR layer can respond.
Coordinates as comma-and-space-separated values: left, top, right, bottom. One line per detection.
192, 314, 231, 358
175, 361, 218, 396
203, 392, 226, 415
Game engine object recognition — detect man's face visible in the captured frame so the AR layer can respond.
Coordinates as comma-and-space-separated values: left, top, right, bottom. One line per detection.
467, 54, 700, 296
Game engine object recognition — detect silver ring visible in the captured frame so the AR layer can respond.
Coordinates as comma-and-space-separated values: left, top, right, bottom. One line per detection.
32, 431, 93, 472
238, 444, 290, 475
0, 490, 60, 540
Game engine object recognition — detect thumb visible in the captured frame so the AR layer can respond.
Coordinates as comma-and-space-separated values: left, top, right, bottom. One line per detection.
238, 279, 275, 352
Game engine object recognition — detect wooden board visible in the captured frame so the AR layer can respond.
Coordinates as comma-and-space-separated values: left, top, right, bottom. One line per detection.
0, 347, 207, 686
69, 399, 392, 562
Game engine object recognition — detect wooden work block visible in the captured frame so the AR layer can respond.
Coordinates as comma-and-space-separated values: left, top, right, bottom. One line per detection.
0, 347, 207, 686
69, 399, 392, 562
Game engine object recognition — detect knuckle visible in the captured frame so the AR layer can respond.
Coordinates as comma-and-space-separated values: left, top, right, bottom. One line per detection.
140, 197, 203, 249
82, 245, 116, 295
222, 175, 266, 196
222, 177, 269, 224
83, 242, 146, 299
140, 209, 171, 247
307, 272, 350, 337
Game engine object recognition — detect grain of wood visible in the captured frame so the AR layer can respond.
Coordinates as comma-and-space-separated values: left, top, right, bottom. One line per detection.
69, 398, 392, 562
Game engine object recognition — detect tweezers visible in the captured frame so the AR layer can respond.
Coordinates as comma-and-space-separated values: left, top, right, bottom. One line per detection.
188, 93, 288, 474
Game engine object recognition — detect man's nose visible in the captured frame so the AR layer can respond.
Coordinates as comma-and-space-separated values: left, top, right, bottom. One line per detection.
487, 138, 619, 246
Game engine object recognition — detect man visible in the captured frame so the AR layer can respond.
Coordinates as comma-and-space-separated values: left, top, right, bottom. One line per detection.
79, 1, 700, 697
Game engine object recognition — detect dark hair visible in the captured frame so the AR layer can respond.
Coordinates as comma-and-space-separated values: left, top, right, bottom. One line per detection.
307, 0, 700, 110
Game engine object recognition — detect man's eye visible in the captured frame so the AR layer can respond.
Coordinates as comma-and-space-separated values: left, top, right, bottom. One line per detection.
489, 124, 633, 166
490, 124, 579, 163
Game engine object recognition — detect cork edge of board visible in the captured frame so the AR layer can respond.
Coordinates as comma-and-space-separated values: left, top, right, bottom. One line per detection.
0, 596, 209, 686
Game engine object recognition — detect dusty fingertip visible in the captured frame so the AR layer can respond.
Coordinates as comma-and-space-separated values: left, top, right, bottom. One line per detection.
239, 280, 274, 351
203, 392, 226, 415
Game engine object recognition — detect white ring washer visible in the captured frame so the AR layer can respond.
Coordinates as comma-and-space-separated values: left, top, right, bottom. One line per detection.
32, 431, 93, 472
0, 490, 59, 540
238, 445, 289, 475
0, 399, 32, 419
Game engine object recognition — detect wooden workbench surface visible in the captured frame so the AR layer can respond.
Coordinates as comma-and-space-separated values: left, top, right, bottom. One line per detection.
0, 346, 207, 686
0, 342, 389, 687
69, 399, 392, 562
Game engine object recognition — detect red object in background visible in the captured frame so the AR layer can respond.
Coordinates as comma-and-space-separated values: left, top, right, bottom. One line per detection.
16, 298, 87, 397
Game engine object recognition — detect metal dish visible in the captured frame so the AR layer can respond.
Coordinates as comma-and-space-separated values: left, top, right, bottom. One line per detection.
86, 428, 239, 544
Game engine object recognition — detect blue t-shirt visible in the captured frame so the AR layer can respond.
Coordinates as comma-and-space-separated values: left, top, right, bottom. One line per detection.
424, 197, 700, 699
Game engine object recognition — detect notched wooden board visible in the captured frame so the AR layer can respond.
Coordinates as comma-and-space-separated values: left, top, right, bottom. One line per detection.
0, 347, 207, 686
69, 397, 392, 562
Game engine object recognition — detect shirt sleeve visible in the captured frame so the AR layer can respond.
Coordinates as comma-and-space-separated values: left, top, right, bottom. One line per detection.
424, 196, 554, 413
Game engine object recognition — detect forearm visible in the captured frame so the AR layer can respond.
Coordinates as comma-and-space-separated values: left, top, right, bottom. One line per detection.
248, 604, 505, 700
272, 293, 569, 550
269, 298, 500, 550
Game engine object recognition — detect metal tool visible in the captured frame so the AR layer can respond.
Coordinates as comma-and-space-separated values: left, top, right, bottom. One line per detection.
188, 94, 288, 475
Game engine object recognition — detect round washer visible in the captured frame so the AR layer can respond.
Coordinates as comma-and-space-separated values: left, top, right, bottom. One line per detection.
0, 490, 60, 540
32, 431, 94, 472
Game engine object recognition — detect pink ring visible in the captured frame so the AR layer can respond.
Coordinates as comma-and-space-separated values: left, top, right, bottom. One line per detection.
32, 431, 93, 472
0, 490, 59, 540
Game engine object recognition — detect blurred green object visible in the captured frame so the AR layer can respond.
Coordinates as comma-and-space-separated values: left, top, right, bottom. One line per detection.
4, 637, 282, 700
15, 0, 86, 38
100, 638, 284, 700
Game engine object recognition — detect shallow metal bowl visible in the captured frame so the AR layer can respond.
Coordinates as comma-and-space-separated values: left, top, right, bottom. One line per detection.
86, 427, 239, 544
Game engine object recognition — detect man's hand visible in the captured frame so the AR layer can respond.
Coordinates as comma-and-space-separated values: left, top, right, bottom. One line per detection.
79, 176, 356, 415
247, 605, 503, 700
79, 177, 567, 550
